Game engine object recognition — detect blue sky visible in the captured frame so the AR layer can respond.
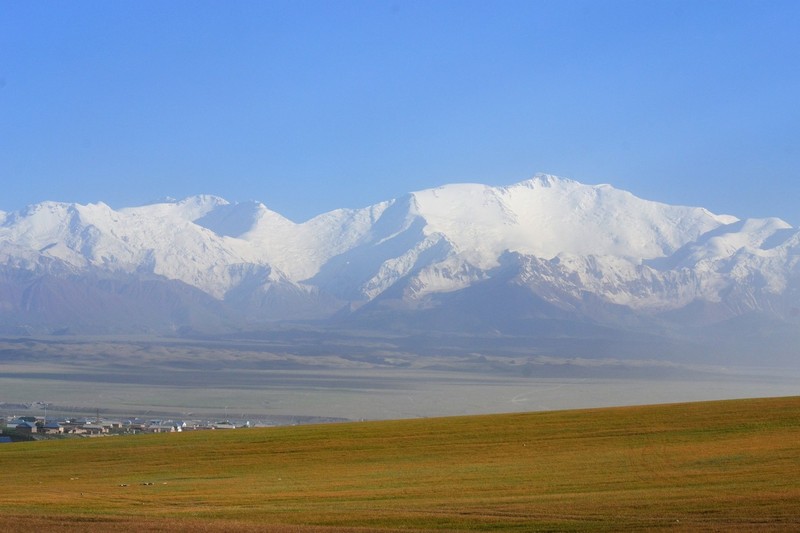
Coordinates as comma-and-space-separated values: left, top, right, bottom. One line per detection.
2, 0, 798, 224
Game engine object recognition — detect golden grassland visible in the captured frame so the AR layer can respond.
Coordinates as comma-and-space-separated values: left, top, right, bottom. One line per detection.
1, 396, 799, 531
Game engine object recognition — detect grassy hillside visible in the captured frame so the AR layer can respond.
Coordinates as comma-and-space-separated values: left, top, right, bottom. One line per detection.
1, 396, 799, 531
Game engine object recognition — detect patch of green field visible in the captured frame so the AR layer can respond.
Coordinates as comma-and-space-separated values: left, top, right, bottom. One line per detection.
1, 396, 799, 531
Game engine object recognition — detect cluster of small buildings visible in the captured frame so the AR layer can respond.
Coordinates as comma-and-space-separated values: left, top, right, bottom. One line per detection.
1, 415, 253, 440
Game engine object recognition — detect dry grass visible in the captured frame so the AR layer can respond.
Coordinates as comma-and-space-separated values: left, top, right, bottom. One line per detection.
1, 396, 799, 531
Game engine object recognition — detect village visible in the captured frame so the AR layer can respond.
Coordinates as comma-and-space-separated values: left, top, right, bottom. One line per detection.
0, 400, 353, 443
0, 413, 260, 443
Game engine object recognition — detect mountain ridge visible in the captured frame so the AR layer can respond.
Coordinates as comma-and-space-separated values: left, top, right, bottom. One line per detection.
1, 174, 798, 358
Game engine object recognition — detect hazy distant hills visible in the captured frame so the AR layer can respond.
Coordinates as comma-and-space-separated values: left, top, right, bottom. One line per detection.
1, 174, 799, 361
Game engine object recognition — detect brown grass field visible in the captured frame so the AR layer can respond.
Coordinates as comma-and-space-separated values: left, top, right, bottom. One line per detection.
1, 396, 799, 531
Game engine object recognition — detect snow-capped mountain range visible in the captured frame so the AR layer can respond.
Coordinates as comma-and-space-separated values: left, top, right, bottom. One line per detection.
2, 174, 799, 344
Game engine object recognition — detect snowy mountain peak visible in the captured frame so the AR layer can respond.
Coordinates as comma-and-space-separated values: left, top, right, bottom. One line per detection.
649, 216, 796, 271
406, 176, 730, 265
121, 195, 230, 223
179, 194, 230, 208
171, 195, 230, 220
519, 173, 576, 189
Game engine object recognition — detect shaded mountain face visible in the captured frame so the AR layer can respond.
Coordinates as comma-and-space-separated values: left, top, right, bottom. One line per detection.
1, 174, 798, 353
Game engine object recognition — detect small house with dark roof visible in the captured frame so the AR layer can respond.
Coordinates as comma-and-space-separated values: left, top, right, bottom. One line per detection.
15, 421, 37, 434
40, 421, 64, 435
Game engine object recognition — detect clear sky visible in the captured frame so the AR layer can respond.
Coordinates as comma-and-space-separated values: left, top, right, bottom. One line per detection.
2, 0, 798, 224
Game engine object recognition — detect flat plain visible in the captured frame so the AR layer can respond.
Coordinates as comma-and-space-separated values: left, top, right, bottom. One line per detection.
2, 335, 798, 422
1, 396, 799, 531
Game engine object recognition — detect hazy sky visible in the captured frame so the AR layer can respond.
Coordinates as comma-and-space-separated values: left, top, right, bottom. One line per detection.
2, 0, 798, 224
